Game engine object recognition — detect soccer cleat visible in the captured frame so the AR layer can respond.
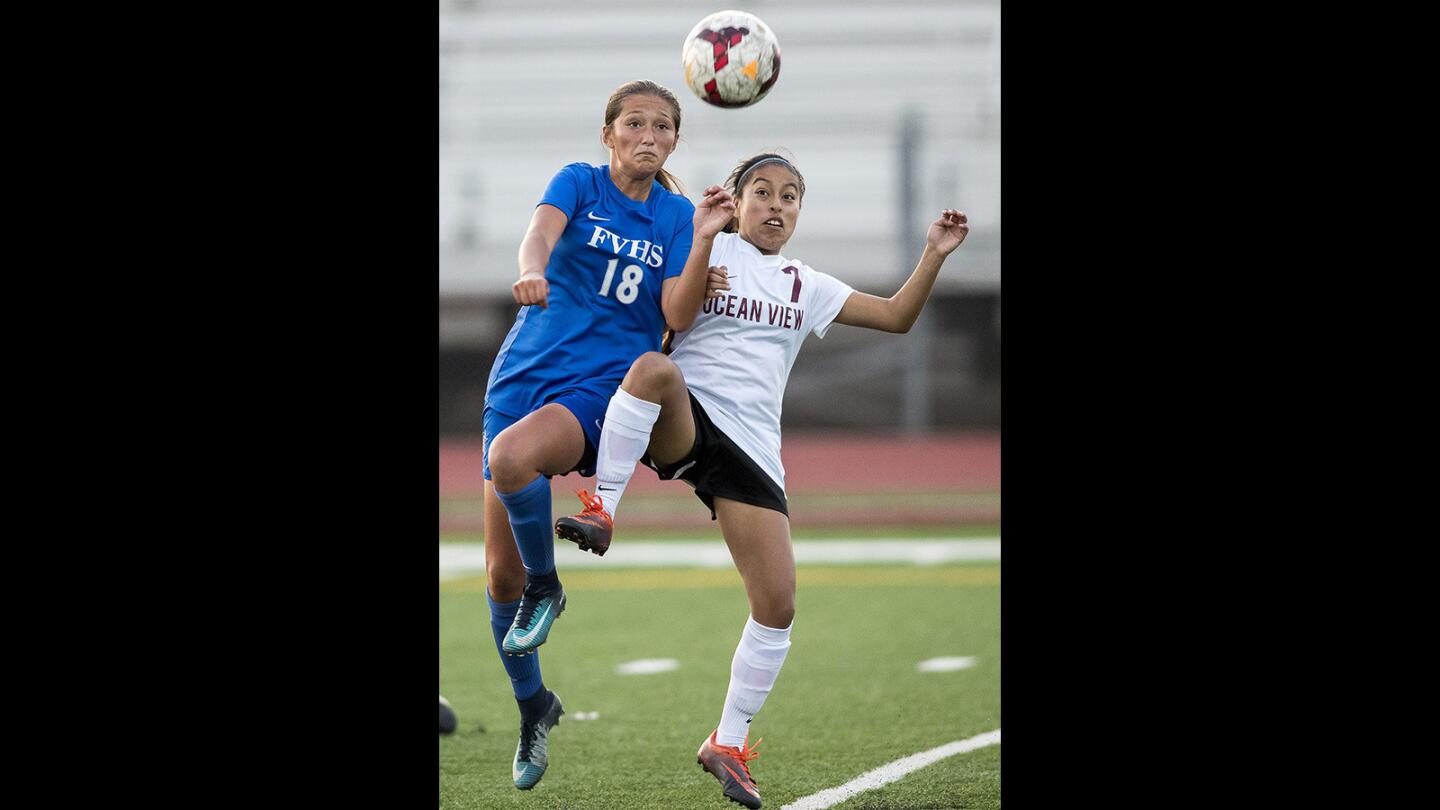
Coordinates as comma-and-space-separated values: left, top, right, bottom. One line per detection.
502, 574, 567, 655
513, 690, 565, 790
554, 489, 614, 557
697, 730, 764, 809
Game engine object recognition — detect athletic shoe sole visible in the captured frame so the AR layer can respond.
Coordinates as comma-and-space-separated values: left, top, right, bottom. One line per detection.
555, 516, 611, 556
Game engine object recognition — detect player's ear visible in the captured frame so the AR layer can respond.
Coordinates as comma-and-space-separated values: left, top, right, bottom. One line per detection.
600, 125, 613, 151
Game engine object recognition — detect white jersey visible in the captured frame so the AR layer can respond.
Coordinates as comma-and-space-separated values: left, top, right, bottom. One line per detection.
668, 231, 855, 490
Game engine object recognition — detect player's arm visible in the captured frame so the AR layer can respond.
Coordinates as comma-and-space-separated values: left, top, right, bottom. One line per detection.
833, 209, 968, 333
662, 186, 735, 332
513, 204, 569, 308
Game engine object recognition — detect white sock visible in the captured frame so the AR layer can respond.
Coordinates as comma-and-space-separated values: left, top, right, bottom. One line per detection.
716, 616, 792, 748
595, 388, 661, 517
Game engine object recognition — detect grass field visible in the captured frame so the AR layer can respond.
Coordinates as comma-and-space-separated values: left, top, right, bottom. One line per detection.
440, 551, 1000, 809
439, 521, 1002, 543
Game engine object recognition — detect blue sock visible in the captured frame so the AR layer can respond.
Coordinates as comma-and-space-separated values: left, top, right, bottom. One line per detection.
487, 590, 543, 701
495, 475, 556, 577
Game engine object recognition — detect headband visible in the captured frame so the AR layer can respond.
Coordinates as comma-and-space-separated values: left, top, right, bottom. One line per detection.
735, 156, 801, 195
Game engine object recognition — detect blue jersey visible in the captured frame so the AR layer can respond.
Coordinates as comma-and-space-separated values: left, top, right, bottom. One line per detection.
485, 163, 696, 418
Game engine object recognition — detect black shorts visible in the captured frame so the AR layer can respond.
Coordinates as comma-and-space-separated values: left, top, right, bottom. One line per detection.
641, 391, 788, 520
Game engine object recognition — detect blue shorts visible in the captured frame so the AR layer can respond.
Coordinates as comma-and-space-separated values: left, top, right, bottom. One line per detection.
482, 388, 610, 480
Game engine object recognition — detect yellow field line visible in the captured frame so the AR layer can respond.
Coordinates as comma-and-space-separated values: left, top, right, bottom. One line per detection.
440, 565, 999, 592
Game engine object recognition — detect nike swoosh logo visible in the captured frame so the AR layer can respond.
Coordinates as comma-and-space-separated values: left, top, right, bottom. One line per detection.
587, 212, 609, 221
597, 486, 615, 491
719, 763, 759, 796
512, 601, 555, 644
595, 419, 603, 429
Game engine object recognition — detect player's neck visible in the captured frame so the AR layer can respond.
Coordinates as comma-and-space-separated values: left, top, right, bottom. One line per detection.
609, 166, 653, 202
741, 235, 783, 256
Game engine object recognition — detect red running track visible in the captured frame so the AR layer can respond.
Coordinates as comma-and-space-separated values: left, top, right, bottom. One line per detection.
440, 431, 999, 497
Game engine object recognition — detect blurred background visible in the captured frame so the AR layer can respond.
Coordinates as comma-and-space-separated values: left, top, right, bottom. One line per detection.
439, 0, 999, 536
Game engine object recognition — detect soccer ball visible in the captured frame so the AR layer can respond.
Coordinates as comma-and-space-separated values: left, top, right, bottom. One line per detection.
439, 695, 457, 735
682, 10, 781, 108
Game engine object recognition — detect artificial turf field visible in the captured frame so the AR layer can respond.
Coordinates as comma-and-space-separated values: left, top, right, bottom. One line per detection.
440, 554, 1000, 809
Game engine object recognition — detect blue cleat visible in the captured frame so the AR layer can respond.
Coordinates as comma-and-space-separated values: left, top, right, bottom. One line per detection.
502, 574, 567, 655
513, 690, 564, 790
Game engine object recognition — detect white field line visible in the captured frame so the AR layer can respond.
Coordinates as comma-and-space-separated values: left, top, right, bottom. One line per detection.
614, 658, 679, 675
917, 656, 977, 672
781, 728, 1001, 810
440, 539, 998, 579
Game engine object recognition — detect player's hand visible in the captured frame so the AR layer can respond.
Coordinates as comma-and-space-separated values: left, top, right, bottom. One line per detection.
927, 209, 969, 256
512, 271, 549, 308
694, 185, 736, 239
705, 265, 730, 299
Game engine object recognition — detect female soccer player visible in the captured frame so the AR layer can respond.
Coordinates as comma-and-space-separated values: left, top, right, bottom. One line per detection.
480, 79, 722, 790
555, 152, 969, 809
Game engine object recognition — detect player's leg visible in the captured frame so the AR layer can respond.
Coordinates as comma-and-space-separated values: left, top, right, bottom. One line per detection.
482, 411, 570, 789
487, 403, 586, 656
483, 479, 540, 681
629, 352, 700, 468
555, 351, 696, 555
487, 403, 586, 576
696, 498, 795, 810
714, 497, 796, 732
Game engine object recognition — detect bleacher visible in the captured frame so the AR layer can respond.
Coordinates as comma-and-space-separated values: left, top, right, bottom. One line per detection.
439, 0, 1001, 431
440, 0, 999, 297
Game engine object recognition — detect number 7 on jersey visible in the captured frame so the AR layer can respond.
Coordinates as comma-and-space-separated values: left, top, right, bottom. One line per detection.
780, 265, 802, 303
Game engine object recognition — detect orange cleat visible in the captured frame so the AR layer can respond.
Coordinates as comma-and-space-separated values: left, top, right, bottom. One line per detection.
696, 730, 764, 809
554, 489, 614, 556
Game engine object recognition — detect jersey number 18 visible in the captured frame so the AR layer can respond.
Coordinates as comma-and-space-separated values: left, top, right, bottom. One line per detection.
598, 258, 643, 304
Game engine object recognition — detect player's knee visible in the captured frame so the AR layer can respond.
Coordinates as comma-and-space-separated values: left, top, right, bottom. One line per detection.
773, 600, 795, 629
756, 593, 795, 629
624, 351, 681, 396
486, 432, 530, 490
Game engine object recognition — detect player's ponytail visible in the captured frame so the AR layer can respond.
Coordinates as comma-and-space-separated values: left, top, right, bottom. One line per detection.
655, 168, 685, 196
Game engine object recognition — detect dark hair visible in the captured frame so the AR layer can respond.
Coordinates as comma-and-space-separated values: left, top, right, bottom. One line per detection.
720, 152, 805, 233
603, 80, 685, 195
